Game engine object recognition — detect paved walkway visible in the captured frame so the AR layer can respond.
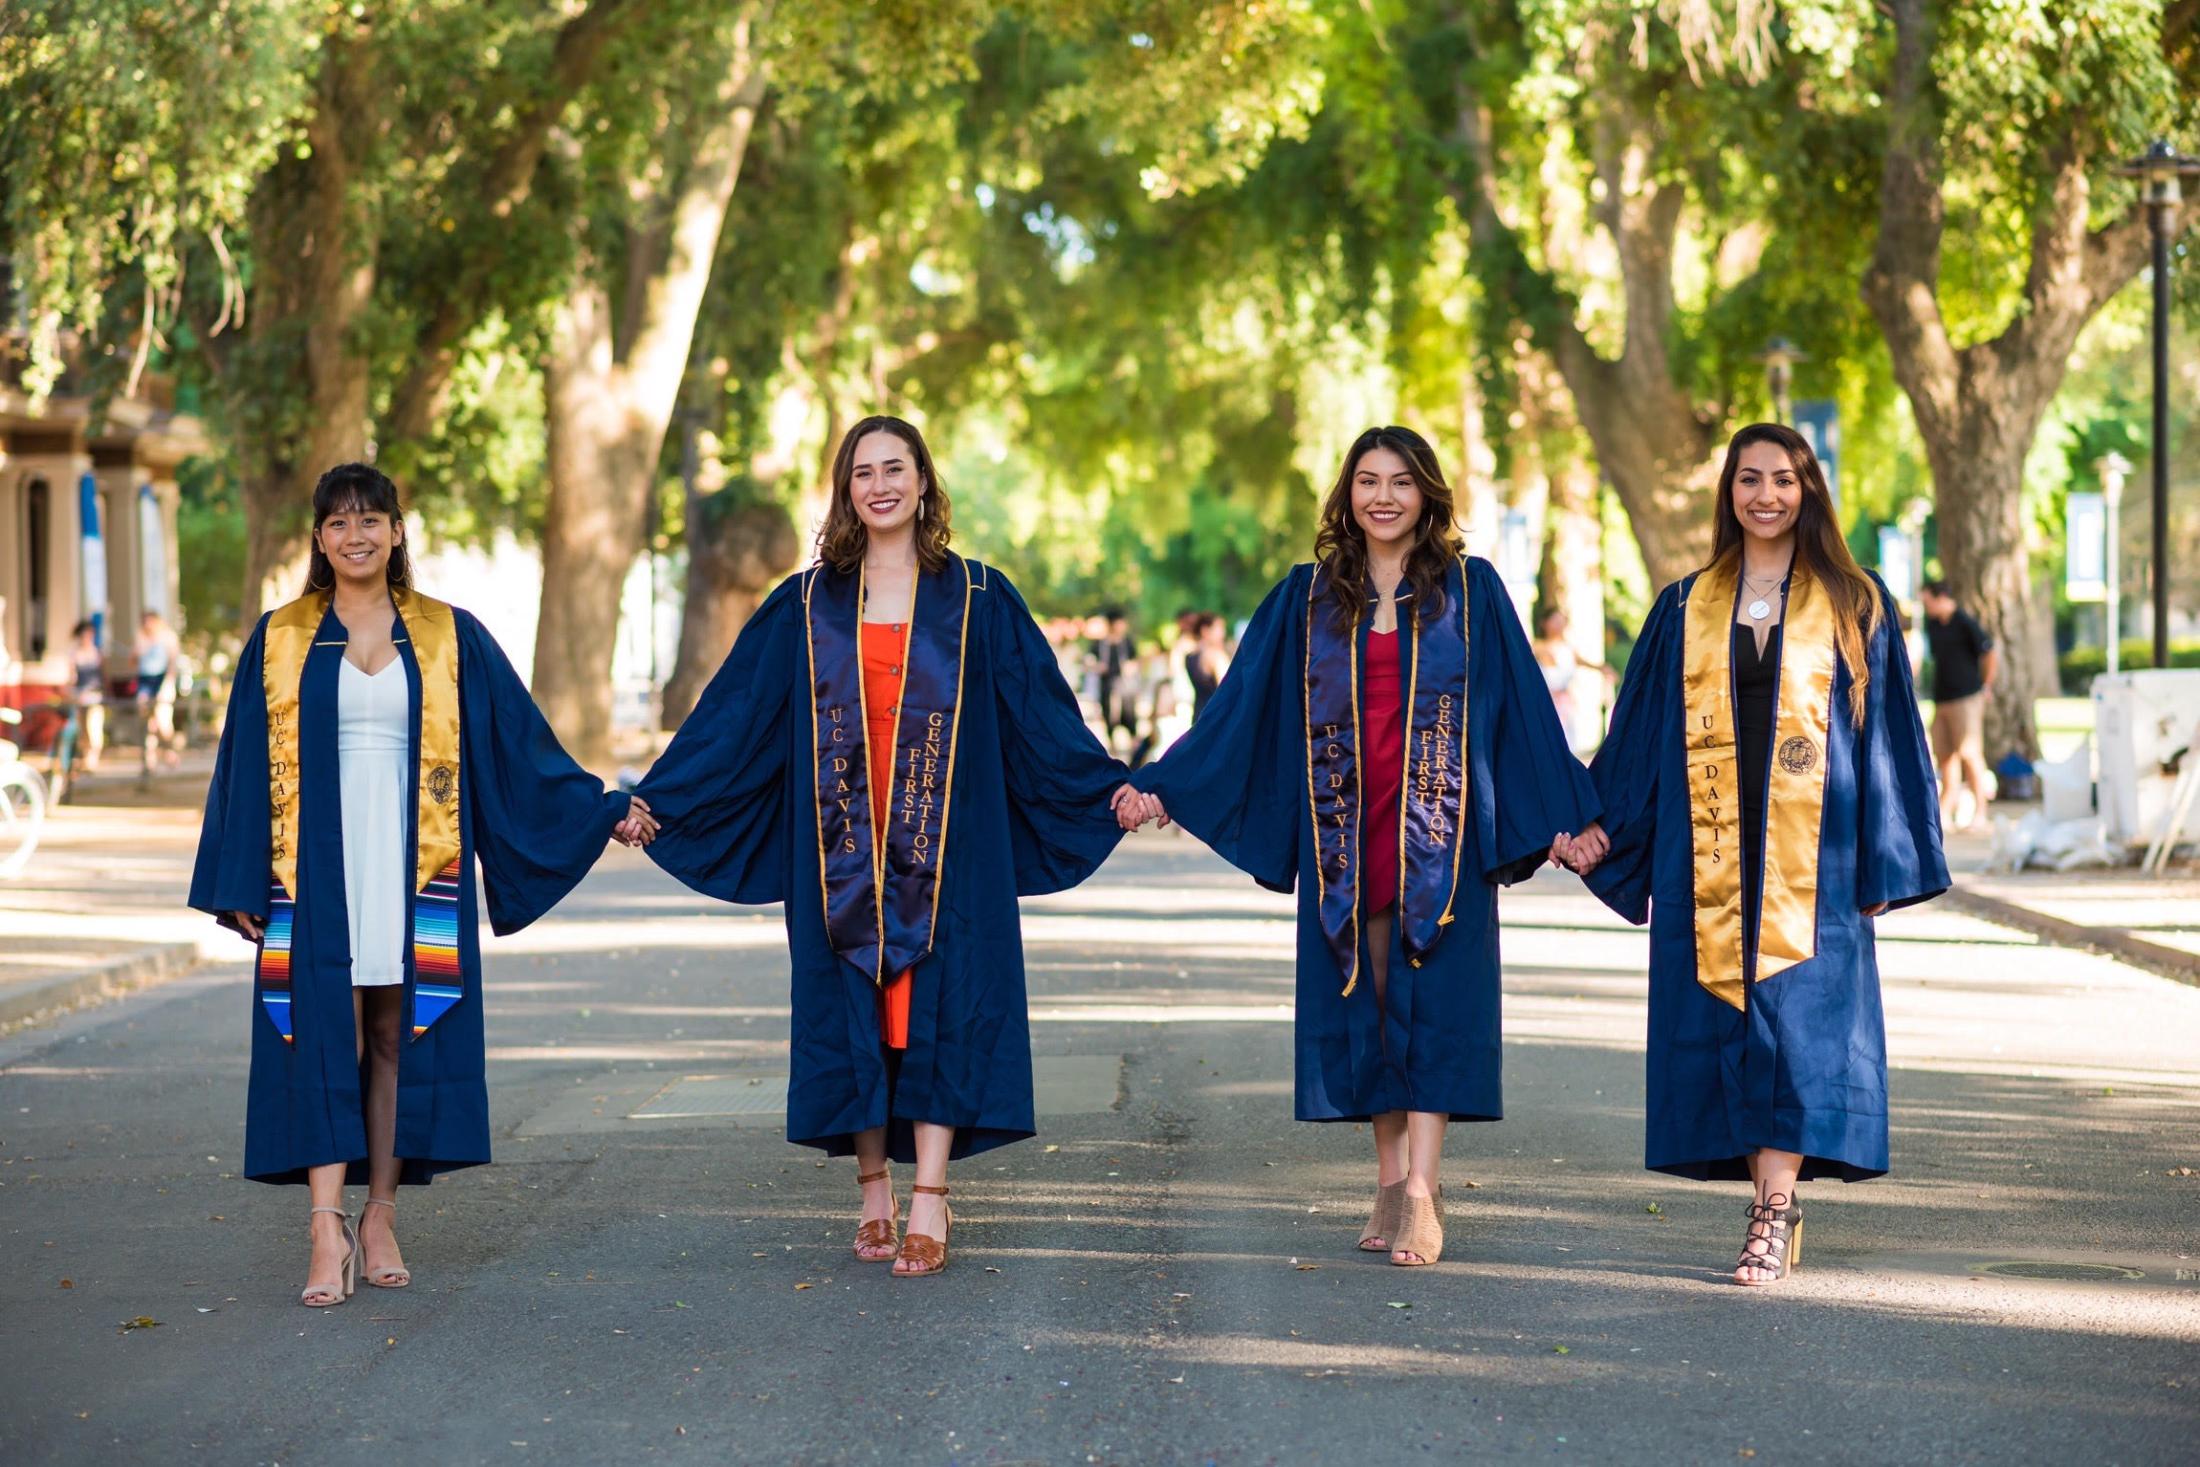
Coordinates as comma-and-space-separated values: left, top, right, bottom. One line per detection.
1, 833, 2196, 1464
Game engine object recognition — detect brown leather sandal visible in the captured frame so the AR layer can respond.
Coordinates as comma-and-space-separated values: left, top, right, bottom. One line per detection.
853, 1168, 899, 1261
893, 1183, 952, 1278
1388, 1186, 1444, 1266
1358, 1179, 1406, 1253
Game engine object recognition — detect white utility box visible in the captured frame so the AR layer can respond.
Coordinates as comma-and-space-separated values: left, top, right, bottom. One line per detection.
2091, 670, 2200, 848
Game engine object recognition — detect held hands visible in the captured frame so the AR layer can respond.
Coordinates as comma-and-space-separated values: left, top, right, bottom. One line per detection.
227, 911, 265, 942
1549, 821, 1610, 875
1111, 783, 1170, 832
612, 796, 661, 848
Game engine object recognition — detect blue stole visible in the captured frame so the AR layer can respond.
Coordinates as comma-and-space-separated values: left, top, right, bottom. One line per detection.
1304, 557, 1470, 994
803, 556, 975, 984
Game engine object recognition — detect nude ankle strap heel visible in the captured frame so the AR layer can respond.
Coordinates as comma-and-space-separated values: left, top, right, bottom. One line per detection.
360, 1196, 411, 1288
302, 1207, 358, 1307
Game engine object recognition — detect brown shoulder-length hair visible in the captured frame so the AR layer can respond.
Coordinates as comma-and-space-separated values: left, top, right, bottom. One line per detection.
1708, 422, 1881, 726
303, 462, 413, 595
815, 414, 952, 575
1312, 425, 1464, 630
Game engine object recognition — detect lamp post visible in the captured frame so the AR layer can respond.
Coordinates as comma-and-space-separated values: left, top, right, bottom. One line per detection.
1757, 337, 1806, 424
2099, 451, 2132, 675
2117, 140, 2200, 667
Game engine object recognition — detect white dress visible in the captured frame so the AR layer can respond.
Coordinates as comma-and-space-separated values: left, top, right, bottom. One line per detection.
338, 657, 411, 986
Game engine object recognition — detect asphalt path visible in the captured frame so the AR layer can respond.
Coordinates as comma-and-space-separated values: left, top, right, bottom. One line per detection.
3, 835, 2197, 1465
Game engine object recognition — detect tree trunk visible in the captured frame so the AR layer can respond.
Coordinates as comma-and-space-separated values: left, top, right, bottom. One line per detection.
661, 497, 801, 726
1446, 43, 1719, 593
531, 20, 767, 762
1538, 445, 1604, 666
1861, 0, 2167, 761
1916, 432, 2045, 761
232, 25, 379, 629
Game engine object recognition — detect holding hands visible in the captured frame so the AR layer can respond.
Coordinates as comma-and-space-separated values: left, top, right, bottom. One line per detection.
1550, 821, 1610, 875
1111, 783, 1170, 832
612, 796, 660, 848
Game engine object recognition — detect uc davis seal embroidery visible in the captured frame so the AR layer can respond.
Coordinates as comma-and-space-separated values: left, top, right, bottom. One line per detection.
427, 763, 457, 805
1777, 736, 1818, 775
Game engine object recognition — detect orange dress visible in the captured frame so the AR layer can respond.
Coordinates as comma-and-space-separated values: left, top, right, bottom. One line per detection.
862, 621, 914, 1049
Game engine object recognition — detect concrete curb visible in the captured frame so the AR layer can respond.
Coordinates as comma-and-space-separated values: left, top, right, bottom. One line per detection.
0, 941, 208, 1030
1944, 880, 2200, 990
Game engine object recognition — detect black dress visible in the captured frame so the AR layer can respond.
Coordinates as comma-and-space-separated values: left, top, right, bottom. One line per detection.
1734, 622, 1780, 978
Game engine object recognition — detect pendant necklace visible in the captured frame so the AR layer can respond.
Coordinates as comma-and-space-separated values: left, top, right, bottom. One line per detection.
1742, 569, 1784, 622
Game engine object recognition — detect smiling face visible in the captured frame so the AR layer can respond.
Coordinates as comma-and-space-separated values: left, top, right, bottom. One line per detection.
1730, 440, 1803, 546
847, 429, 924, 537
315, 497, 403, 589
1350, 446, 1424, 556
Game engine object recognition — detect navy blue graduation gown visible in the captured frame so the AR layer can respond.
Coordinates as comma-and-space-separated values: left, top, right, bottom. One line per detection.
1584, 573, 1947, 1182
189, 603, 628, 1185
635, 558, 1127, 1163
1132, 557, 1599, 1122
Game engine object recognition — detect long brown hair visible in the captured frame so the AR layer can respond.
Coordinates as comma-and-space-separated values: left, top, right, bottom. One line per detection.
1708, 423, 1881, 726
815, 415, 953, 575
1312, 425, 1465, 630
303, 462, 413, 595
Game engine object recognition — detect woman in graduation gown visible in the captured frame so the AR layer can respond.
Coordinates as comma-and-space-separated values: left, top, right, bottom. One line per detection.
1555, 423, 1946, 1286
191, 463, 654, 1307
1118, 425, 1600, 1266
635, 414, 1135, 1277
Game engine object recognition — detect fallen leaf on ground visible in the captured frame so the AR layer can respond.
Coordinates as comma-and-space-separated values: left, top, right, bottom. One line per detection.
1553, 1345, 1571, 1355
58, 1279, 72, 1289
1645, 1202, 1662, 1215
1386, 1302, 1411, 1309
1044, 1144, 1061, 1153
1295, 1264, 1320, 1271
794, 1283, 814, 1291
118, 1317, 160, 1332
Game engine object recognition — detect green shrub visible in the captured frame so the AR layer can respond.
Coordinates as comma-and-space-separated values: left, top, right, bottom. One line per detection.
2058, 640, 2200, 694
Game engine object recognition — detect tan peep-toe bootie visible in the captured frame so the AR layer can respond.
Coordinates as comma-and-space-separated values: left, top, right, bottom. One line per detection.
1358, 1179, 1407, 1253
1389, 1186, 1445, 1266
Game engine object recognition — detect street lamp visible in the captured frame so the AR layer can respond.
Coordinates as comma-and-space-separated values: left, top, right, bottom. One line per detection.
1757, 337, 1807, 424
2099, 451, 2132, 675
2116, 140, 2200, 668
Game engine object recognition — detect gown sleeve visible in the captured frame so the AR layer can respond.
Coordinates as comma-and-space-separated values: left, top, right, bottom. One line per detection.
457, 612, 629, 935
1130, 570, 1304, 893
1855, 575, 1950, 912
1469, 557, 1602, 886
635, 574, 802, 905
987, 569, 1131, 896
1581, 583, 1683, 925
187, 615, 273, 939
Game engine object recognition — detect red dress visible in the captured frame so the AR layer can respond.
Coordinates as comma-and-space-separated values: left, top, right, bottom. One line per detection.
1362, 628, 1405, 915
862, 622, 914, 1049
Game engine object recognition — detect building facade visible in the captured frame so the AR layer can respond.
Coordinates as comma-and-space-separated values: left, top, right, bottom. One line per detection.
1, 346, 204, 701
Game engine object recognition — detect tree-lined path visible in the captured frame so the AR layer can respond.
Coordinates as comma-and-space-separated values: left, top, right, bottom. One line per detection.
2, 834, 2196, 1465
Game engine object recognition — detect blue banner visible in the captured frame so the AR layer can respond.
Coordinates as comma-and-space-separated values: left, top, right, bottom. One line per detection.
1794, 400, 1839, 505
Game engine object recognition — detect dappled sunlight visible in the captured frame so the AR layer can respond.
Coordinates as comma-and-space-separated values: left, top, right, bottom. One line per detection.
483, 917, 787, 956
485, 1040, 789, 1064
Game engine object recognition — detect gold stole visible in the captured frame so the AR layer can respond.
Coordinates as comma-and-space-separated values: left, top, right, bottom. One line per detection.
264, 588, 462, 899
1680, 559, 1835, 1009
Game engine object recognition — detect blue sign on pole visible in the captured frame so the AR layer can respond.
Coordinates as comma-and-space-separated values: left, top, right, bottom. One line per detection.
1794, 400, 1839, 505
78, 472, 108, 646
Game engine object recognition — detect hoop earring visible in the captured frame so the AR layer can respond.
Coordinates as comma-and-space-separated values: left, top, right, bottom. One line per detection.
918, 495, 927, 522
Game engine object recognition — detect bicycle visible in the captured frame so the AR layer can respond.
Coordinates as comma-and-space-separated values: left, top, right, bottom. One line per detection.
0, 706, 48, 878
